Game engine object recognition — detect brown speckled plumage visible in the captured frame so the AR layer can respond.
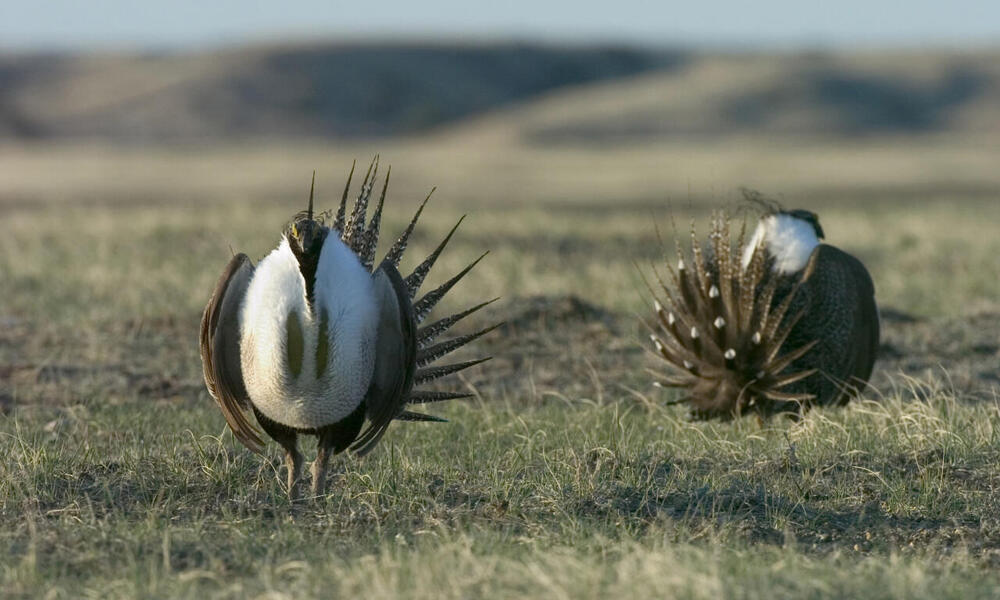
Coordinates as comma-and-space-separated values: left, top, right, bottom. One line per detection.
648, 208, 879, 420
773, 244, 879, 409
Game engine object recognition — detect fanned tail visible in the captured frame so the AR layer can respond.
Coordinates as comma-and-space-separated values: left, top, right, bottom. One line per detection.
648, 210, 817, 420
384, 189, 433, 268
417, 298, 499, 348
377, 206, 498, 423
343, 155, 379, 253
394, 411, 449, 423
333, 161, 356, 232
403, 217, 465, 299
358, 167, 389, 272
332, 158, 498, 440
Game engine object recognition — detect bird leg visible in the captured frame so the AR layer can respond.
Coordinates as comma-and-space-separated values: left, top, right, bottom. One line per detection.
310, 408, 364, 498
284, 446, 304, 501
270, 431, 303, 501
310, 439, 332, 497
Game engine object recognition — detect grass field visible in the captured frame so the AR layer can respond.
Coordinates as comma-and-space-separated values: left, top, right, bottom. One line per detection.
2, 134, 1000, 598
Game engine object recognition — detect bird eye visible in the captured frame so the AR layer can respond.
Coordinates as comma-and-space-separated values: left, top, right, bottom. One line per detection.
291, 224, 299, 238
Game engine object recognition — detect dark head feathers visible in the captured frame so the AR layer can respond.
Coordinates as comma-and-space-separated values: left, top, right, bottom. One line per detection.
784, 208, 825, 240
648, 210, 819, 420
738, 188, 825, 240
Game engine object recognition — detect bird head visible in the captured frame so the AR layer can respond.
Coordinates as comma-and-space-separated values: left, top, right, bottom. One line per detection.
781, 209, 825, 240
740, 192, 824, 275
286, 171, 328, 256
287, 217, 325, 256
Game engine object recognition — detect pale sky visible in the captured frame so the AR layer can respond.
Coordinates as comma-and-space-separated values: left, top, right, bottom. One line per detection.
2, 0, 999, 50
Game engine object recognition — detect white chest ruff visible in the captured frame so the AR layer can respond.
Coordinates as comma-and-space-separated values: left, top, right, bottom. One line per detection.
239, 236, 378, 430
741, 214, 820, 275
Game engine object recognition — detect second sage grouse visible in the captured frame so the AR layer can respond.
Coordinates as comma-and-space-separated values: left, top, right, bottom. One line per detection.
648, 203, 879, 420
200, 159, 498, 499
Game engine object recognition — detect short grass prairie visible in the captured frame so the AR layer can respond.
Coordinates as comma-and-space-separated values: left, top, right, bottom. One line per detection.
1, 135, 1000, 598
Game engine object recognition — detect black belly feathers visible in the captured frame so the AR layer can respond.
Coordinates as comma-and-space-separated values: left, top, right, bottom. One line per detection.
646, 211, 879, 420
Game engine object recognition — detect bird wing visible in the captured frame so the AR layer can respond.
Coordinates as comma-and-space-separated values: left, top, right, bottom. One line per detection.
801, 244, 879, 404
350, 260, 417, 455
199, 253, 266, 453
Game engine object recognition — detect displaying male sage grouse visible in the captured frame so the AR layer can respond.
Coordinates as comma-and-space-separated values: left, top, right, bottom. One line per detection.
200, 159, 498, 499
647, 202, 879, 420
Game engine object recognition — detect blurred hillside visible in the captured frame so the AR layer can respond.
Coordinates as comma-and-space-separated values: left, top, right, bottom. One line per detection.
1, 43, 999, 144
503, 50, 1000, 143
0, 43, 677, 142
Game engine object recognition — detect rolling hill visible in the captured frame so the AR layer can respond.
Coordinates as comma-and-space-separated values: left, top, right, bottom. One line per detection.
2, 44, 1000, 145
449, 49, 1000, 145
0, 42, 680, 142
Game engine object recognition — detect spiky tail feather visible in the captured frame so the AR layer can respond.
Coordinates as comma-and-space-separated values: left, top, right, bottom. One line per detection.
328, 159, 498, 435
386, 227, 498, 424
648, 211, 817, 420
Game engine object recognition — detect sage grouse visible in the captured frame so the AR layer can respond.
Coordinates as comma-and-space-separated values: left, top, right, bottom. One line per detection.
200, 160, 497, 498
648, 205, 879, 420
